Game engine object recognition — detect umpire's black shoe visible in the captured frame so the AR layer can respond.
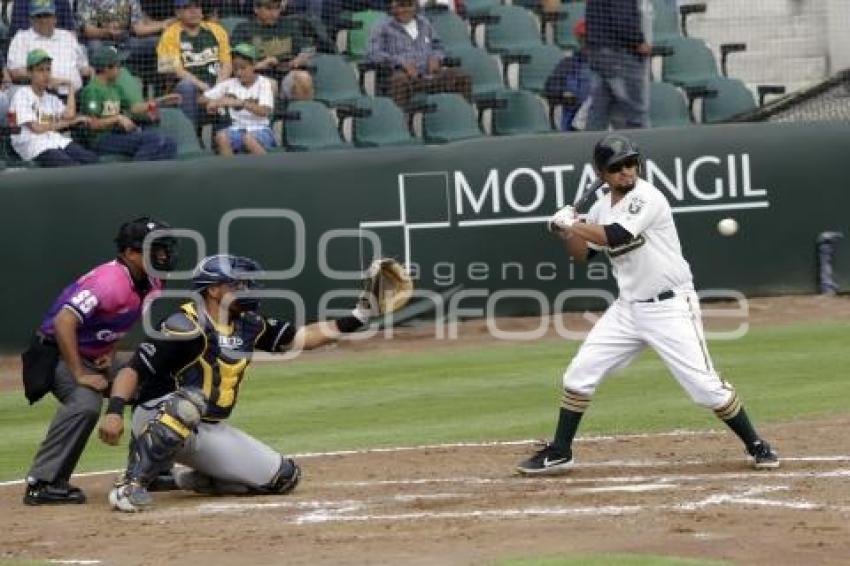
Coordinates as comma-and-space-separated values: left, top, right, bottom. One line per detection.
748, 440, 780, 470
23, 480, 87, 505
516, 442, 574, 476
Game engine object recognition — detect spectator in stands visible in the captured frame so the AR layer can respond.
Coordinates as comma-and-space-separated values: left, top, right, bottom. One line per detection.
9, 0, 75, 37
81, 46, 179, 161
157, 0, 232, 126
367, 0, 471, 112
544, 19, 593, 131
77, 0, 176, 78
7, 0, 91, 95
585, 0, 650, 130
231, 0, 330, 101
10, 49, 98, 167
202, 44, 276, 156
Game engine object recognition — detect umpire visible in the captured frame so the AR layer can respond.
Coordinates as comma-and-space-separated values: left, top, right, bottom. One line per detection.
22, 217, 176, 505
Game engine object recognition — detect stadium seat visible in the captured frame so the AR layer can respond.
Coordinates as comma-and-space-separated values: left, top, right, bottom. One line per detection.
700, 77, 757, 123
311, 54, 364, 107
652, 0, 681, 48
218, 17, 248, 37
649, 82, 691, 127
553, 1, 586, 51
152, 108, 210, 159
421, 93, 483, 144
661, 36, 719, 87
491, 90, 552, 135
518, 44, 565, 93
464, 0, 502, 17
346, 10, 386, 62
351, 96, 420, 147
484, 5, 544, 56
425, 9, 473, 51
446, 46, 507, 100
281, 101, 350, 151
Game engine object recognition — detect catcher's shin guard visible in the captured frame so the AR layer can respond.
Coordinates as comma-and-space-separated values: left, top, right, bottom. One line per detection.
258, 457, 301, 495
126, 388, 206, 485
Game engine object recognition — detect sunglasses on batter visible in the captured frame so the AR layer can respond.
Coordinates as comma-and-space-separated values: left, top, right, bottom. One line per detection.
606, 156, 640, 174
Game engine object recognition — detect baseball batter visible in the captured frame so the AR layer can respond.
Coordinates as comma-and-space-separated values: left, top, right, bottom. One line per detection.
98, 254, 394, 512
517, 134, 778, 475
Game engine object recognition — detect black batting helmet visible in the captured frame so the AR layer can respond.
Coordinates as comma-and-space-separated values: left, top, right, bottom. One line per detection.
114, 216, 177, 271
592, 133, 642, 172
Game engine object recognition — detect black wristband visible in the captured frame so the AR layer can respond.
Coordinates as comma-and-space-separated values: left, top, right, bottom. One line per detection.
336, 315, 365, 333
105, 396, 126, 416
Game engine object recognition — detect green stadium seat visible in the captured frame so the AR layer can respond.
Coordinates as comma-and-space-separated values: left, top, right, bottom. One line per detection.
491, 90, 552, 136
151, 108, 209, 159
518, 44, 565, 93
464, 0, 502, 17
701, 77, 757, 123
219, 17, 248, 38
652, 0, 680, 48
422, 93, 483, 144
446, 46, 507, 100
282, 100, 350, 151
661, 36, 719, 87
554, 1, 586, 51
425, 9, 473, 51
352, 96, 420, 147
311, 53, 364, 107
347, 10, 386, 62
484, 5, 544, 56
649, 81, 691, 127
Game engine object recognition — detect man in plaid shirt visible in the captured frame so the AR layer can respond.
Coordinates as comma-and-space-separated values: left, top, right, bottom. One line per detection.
367, 0, 471, 112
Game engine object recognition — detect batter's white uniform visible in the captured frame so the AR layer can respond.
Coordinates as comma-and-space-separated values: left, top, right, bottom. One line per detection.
563, 178, 734, 410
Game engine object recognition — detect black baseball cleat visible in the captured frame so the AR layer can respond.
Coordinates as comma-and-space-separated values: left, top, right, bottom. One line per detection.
148, 470, 179, 492
23, 480, 87, 505
516, 443, 574, 476
748, 440, 780, 470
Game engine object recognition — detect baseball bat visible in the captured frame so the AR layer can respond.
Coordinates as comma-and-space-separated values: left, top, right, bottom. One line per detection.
547, 178, 607, 233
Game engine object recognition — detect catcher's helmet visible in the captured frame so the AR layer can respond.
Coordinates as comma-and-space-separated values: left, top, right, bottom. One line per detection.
192, 254, 263, 311
114, 216, 177, 271
592, 133, 642, 172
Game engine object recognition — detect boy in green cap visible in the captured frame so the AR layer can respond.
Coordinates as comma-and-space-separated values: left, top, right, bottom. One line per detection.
201, 43, 275, 156
9, 49, 98, 167
81, 46, 178, 161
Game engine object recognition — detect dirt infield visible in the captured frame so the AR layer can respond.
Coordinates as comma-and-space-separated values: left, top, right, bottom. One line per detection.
1, 295, 849, 565
2, 415, 850, 565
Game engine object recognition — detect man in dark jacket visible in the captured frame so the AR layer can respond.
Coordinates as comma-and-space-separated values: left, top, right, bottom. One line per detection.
585, 0, 651, 130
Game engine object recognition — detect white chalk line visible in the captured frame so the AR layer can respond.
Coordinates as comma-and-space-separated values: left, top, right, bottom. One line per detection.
0, 429, 723, 488
324, 467, 850, 488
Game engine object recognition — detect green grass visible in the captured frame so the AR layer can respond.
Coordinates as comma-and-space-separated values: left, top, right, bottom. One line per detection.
495, 554, 731, 566
0, 321, 848, 482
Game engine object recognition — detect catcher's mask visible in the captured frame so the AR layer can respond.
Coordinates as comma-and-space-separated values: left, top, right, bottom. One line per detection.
192, 254, 263, 311
592, 133, 643, 175
115, 216, 178, 272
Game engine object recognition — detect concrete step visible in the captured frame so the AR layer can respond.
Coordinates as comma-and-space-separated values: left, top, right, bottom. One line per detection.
687, 14, 826, 44
700, 0, 826, 18
727, 53, 827, 84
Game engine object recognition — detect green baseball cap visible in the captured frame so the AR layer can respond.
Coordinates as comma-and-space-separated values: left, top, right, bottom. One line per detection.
90, 45, 120, 70
231, 43, 258, 62
29, 0, 56, 16
26, 48, 52, 68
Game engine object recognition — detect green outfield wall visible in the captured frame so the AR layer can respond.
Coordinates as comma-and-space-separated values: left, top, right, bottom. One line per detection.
1, 121, 848, 351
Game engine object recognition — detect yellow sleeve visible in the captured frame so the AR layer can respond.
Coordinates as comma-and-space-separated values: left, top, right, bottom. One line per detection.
156, 23, 184, 73
207, 23, 232, 64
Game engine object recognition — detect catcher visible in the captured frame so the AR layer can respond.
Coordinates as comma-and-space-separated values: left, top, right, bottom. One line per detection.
97, 254, 412, 512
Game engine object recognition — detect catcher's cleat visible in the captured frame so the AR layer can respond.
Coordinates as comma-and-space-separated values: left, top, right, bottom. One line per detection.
109, 481, 153, 512
148, 470, 179, 492
23, 480, 87, 505
516, 443, 574, 476
748, 440, 780, 470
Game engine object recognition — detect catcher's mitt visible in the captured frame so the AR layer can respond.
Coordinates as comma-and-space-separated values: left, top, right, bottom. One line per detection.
359, 258, 414, 316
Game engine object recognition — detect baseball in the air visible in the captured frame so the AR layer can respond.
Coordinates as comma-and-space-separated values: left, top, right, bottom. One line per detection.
717, 218, 739, 237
